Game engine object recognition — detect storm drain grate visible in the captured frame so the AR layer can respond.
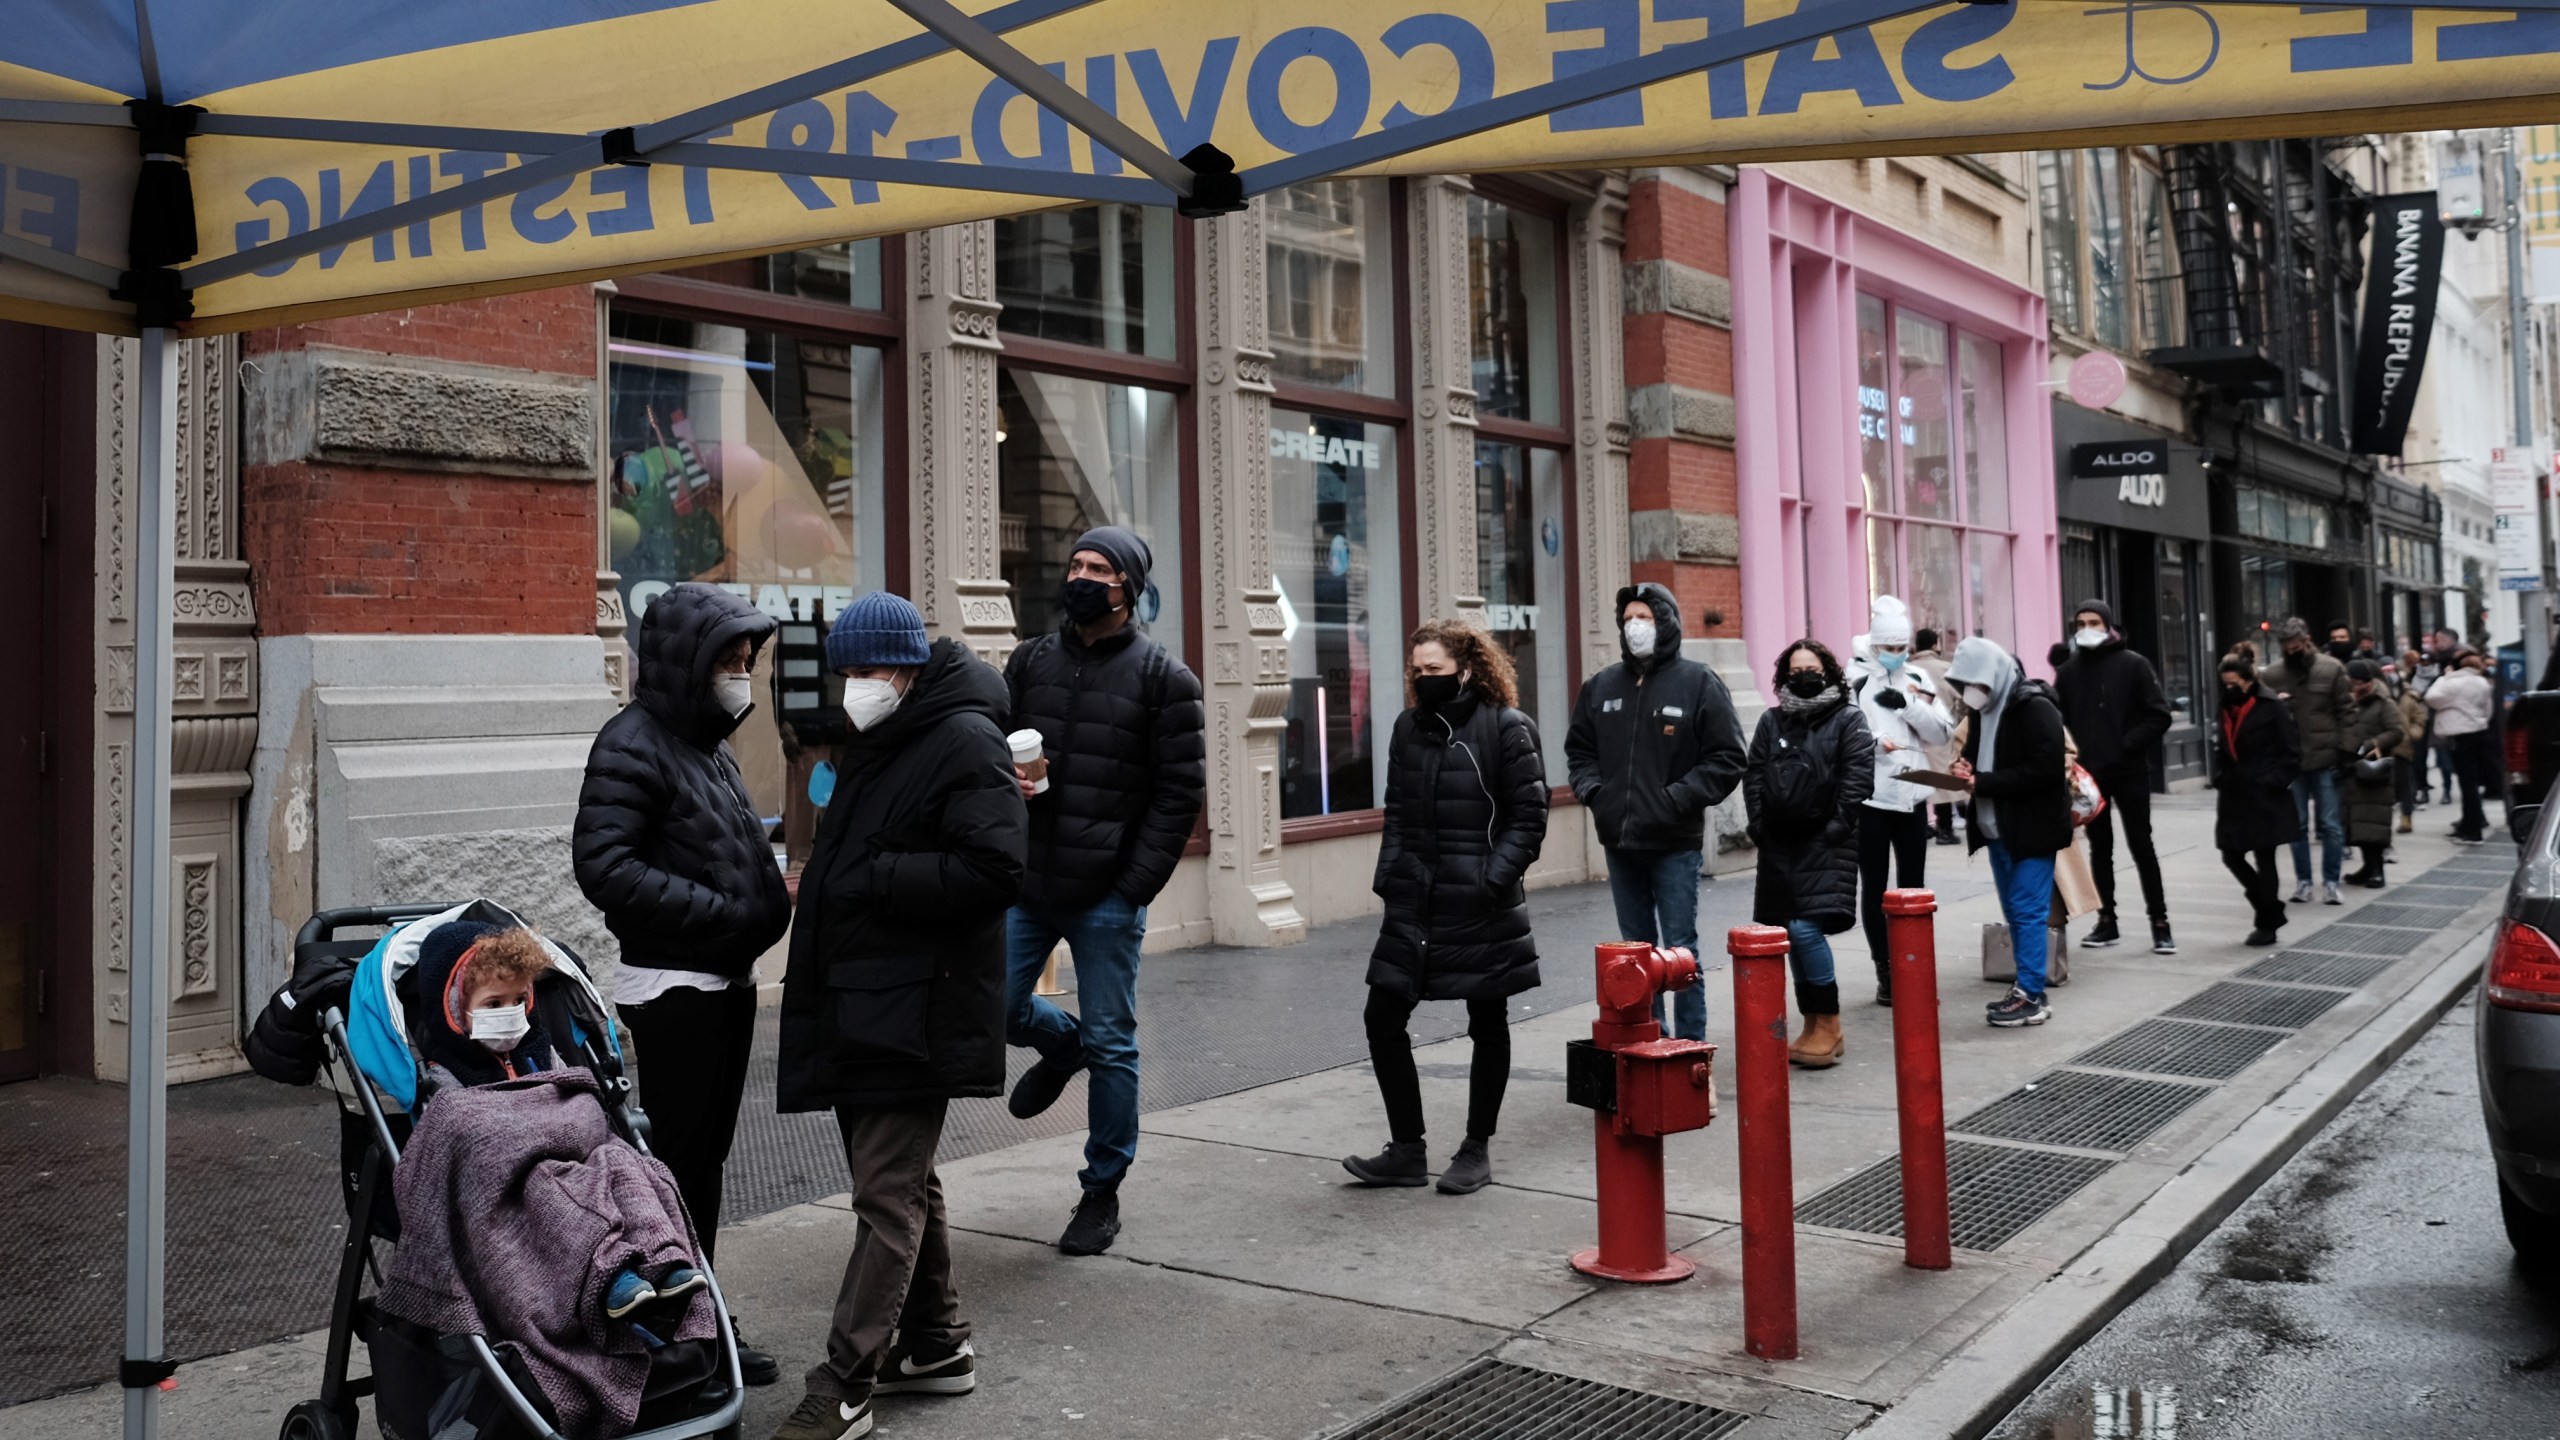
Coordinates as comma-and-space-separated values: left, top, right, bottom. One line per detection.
2238, 950, 2398, 988
2345, 901, 2480, 930
2069, 1018, 2289, 1080
2287, 925, 2418, 957
1328, 1360, 1749, 1440
2165, 981, 2351, 1030
1951, 1070, 2216, 1153
1795, 1139, 2116, 1251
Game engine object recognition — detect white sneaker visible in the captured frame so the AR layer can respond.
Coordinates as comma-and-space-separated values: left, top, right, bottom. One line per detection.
2321, 882, 2343, 905
2290, 880, 2314, 904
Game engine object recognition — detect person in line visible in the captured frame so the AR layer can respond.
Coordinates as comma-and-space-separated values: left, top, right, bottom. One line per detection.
2418, 627, 2462, 803
2214, 654, 2304, 946
2324, 621, 2360, 664
1345, 620, 1548, 1194
1000, 526, 1206, 1257
2342, 659, 2407, 889
1910, 627, 1964, 846
1850, 597, 1952, 1006
2270, 617, 2355, 905
2393, 650, 2429, 831
1564, 583, 1746, 1041
1946, 637, 2073, 1028
773, 593, 1028, 1440
1742, 640, 1873, 1066
2426, 647, 2497, 844
573, 582, 792, 1386
2054, 599, 2177, 955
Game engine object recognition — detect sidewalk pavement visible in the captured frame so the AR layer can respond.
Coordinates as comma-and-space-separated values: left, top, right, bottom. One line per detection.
3, 796, 2510, 1440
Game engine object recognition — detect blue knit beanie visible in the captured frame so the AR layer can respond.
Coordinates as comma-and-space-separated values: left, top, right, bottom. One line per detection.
826, 591, 931, 669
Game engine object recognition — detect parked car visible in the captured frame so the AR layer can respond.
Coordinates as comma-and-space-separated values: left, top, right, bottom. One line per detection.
2482, 773, 2560, 1268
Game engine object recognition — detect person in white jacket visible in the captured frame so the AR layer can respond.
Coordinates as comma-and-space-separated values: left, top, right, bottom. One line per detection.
1852, 596, 1954, 1004
2424, 648, 2497, 843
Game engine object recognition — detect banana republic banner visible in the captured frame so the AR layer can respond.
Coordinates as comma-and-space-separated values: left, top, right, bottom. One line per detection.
2350, 192, 2445, 456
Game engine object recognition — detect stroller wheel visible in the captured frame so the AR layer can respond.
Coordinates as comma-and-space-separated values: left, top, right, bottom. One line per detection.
278, 1399, 352, 1440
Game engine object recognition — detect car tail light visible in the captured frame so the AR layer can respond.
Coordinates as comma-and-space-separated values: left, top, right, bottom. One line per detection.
2509, 726, 2534, 793
2489, 918, 2560, 1013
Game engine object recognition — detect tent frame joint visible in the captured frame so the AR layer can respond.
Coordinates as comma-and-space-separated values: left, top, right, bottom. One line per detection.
112, 267, 194, 330
599, 126, 646, 167
1174, 143, 1243, 219
118, 1357, 177, 1391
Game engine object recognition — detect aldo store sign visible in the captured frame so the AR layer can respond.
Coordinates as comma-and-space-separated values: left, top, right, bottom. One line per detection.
2052, 400, 2209, 540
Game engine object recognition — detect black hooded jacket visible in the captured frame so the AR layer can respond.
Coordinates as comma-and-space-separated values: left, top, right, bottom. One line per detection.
2054, 599, 2174, 778
778, 639, 1028, 1111
1563, 583, 1748, 852
1005, 619, 1206, 911
398, 921, 560, 1093
1369, 691, 1549, 1001
573, 584, 792, 978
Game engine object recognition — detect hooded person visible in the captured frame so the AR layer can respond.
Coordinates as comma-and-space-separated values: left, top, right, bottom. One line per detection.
1849, 597, 1953, 1006
2339, 658, 2406, 887
401, 921, 560, 1094
572, 582, 792, 1385
998, 524, 1207, 1259
772, 591, 1027, 1438
1563, 582, 1749, 1041
2054, 598, 2177, 955
1947, 637, 2072, 1029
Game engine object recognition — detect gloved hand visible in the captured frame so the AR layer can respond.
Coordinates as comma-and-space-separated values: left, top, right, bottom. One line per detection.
1874, 687, 1906, 711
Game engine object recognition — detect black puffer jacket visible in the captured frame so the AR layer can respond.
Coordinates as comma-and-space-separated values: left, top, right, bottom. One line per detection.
1742, 693, 1873, 934
2054, 611, 2172, 779
1564, 583, 1748, 852
778, 640, 1027, 1112
1960, 677, 2074, 861
1005, 620, 1206, 911
2214, 684, 2304, 852
573, 585, 792, 978
1368, 693, 1549, 1001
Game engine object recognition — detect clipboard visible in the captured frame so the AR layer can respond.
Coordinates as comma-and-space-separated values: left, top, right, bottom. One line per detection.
1896, 768, 1971, 789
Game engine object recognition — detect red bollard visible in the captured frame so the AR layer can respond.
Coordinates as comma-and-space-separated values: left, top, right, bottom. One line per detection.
1885, 889, 1952, 1271
1728, 923, 1797, 1361
1567, 941, 1713, 1284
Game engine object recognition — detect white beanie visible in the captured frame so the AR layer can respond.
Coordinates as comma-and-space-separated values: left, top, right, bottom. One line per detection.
1869, 595, 1913, 647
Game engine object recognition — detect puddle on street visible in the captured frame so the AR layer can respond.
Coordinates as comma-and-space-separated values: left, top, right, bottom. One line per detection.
2023, 1385, 2183, 1439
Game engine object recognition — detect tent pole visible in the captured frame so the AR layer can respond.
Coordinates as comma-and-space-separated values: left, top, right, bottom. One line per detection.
122, 327, 178, 1440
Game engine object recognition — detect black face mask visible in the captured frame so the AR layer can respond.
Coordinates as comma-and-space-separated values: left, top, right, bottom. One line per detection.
2284, 649, 2312, 672
1059, 576, 1119, 625
2224, 682, 2250, 700
2327, 640, 2356, 661
1785, 670, 1831, 699
1412, 673, 1464, 709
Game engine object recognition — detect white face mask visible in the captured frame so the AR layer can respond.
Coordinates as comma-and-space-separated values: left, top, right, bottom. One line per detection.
469, 1004, 531, 1054
1962, 684, 1993, 711
1623, 618, 1658, 657
2074, 626, 2108, 649
841, 677, 906, 732
711, 672, 755, 717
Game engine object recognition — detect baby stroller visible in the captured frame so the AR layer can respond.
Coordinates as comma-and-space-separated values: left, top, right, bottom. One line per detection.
249, 900, 744, 1440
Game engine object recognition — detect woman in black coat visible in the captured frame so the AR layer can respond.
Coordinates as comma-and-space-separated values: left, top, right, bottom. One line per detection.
2214, 654, 2305, 945
1743, 639, 1874, 1069
2341, 659, 2405, 889
1344, 619, 1548, 1197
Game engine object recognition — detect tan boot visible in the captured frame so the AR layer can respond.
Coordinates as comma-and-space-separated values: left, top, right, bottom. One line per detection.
1791, 1013, 1846, 1069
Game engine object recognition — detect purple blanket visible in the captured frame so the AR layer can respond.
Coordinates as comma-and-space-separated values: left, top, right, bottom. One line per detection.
378, 1070, 712, 1439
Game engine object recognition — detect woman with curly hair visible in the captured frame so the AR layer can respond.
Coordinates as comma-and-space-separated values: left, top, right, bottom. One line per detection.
1344, 619, 1550, 1196
1743, 638, 1874, 1068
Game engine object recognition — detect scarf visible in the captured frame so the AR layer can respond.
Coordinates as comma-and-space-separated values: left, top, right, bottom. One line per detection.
1779, 685, 1846, 720
2221, 694, 2256, 758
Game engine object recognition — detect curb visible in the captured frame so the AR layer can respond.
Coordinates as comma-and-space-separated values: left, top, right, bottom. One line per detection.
1849, 918, 2494, 1440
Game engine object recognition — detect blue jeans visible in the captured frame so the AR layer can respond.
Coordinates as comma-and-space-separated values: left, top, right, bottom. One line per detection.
1986, 841, 2057, 999
1005, 894, 1146, 1194
2288, 767, 2345, 886
1604, 848, 1705, 1039
1783, 919, 1835, 992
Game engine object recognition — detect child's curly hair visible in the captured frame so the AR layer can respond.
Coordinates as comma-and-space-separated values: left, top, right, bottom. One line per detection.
462, 927, 552, 993
1404, 617, 1521, 710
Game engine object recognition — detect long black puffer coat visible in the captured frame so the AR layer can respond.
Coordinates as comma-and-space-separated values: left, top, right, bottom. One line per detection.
1368, 692, 1549, 1001
778, 639, 1028, 1112
573, 584, 791, 978
2342, 690, 2405, 848
1742, 692, 1874, 934
2214, 683, 2305, 853
1005, 621, 1206, 911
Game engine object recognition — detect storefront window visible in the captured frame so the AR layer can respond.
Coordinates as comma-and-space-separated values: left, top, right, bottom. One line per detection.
994, 204, 1178, 358
1908, 523, 1962, 636
1267, 181, 1396, 396
2038, 151, 2083, 335
1959, 334, 2009, 530
1478, 440, 1570, 773
996, 368, 1185, 656
673, 239, 886, 311
1272, 409, 1401, 817
607, 310, 890, 815
1968, 533, 2014, 657
1466, 196, 1560, 425
1857, 294, 1892, 513
2157, 539, 2194, 720
1896, 313, 1953, 521
1854, 294, 2015, 647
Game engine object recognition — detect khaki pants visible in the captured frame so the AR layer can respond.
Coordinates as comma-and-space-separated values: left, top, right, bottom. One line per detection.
805, 1101, 966, 1401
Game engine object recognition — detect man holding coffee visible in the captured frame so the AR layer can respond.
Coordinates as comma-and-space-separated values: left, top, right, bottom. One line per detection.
999, 526, 1206, 1257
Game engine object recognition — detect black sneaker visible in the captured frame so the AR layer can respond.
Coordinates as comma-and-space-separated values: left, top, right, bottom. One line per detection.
1342, 1140, 1429, 1188
1007, 1058, 1080, 1120
1058, 1189, 1121, 1256
2244, 928, 2281, 947
2150, 923, 2176, 955
877, 1335, 977, 1396
2081, 917, 2122, 949
773, 1390, 873, 1440
731, 1316, 780, 1387
1436, 1138, 1493, 1195
1986, 988, 2049, 1027
2453, 831, 2486, 845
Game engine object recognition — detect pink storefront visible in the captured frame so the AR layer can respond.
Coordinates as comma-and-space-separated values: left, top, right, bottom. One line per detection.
1730, 171, 2059, 682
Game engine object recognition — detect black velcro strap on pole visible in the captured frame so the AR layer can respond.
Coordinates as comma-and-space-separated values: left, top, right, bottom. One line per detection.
120, 1356, 178, 1390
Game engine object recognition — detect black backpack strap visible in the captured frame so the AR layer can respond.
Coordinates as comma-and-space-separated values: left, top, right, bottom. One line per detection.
1141, 642, 1170, 714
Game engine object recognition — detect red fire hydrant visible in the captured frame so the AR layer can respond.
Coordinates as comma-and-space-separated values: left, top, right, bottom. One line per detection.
1566, 941, 1717, 1283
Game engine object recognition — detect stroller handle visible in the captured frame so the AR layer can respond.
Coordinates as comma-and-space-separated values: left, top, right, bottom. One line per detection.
294, 903, 464, 953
